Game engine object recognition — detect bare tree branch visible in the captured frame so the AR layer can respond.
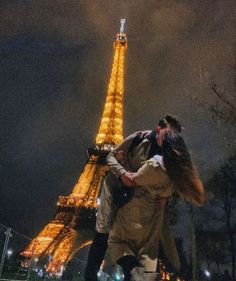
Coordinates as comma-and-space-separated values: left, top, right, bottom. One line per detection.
210, 83, 236, 111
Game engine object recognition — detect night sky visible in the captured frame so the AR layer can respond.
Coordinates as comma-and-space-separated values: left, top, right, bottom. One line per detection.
0, 0, 235, 245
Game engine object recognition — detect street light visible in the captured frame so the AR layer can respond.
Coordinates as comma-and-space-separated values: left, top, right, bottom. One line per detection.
7, 249, 13, 258
114, 272, 123, 280
205, 270, 211, 278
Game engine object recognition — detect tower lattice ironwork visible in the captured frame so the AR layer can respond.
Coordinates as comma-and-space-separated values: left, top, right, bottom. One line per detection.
22, 19, 128, 275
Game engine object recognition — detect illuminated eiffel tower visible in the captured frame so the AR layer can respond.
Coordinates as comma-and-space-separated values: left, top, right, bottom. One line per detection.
22, 19, 128, 275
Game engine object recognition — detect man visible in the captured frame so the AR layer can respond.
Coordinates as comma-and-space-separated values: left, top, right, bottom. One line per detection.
85, 115, 182, 281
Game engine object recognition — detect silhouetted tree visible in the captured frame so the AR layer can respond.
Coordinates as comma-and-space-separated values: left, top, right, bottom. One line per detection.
192, 60, 236, 131
196, 231, 226, 275
206, 153, 236, 280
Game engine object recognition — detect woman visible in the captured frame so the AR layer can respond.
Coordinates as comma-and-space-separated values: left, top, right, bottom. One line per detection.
108, 130, 206, 281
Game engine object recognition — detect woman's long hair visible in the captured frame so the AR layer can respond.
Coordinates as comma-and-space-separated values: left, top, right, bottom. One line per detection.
162, 131, 206, 206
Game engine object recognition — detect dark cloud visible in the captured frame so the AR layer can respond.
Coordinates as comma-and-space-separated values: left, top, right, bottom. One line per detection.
0, 0, 235, 241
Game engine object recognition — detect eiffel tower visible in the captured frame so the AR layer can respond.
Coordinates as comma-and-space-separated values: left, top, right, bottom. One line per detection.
22, 19, 128, 275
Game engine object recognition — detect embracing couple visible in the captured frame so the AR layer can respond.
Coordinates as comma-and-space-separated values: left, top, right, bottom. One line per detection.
85, 114, 206, 281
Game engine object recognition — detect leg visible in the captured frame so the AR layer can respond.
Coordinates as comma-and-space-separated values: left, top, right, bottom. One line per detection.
84, 232, 109, 281
117, 255, 139, 281
85, 174, 119, 280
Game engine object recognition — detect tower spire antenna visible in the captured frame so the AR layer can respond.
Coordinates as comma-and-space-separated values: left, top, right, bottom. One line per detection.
120, 18, 126, 34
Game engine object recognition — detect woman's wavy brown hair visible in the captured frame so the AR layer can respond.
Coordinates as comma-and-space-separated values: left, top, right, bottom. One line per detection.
162, 131, 206, 206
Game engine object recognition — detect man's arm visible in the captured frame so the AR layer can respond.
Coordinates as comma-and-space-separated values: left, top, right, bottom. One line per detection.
106, 132, 139, 186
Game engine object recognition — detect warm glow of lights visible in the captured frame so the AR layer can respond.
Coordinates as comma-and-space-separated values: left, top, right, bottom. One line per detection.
22, 31, 127, 275
71, 163, 108, 207
96, 34, 127, 145
46, 229, 77, 273
22, 224, 64, 258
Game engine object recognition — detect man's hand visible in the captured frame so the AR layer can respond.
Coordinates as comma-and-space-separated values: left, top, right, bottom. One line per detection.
120, 172, 135, 187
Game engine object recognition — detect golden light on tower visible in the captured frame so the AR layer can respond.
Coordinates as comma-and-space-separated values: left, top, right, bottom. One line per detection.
96, 19, 127, 145
21, 19, 128, 275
